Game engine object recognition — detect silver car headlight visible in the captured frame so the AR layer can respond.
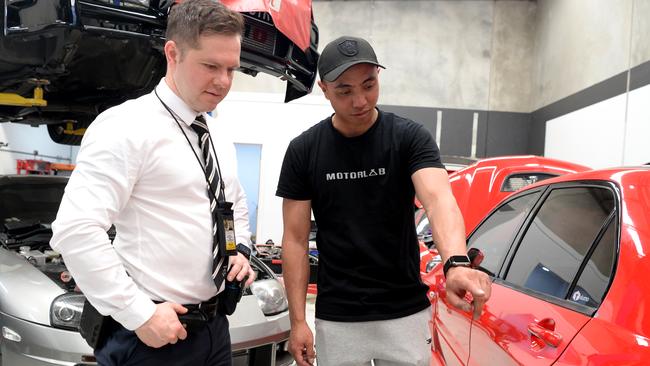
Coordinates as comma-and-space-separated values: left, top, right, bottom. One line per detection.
50, 293, 85, 330
249, 279, 288, 316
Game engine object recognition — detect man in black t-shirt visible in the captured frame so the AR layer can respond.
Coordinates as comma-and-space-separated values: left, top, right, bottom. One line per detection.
276, 36, 491, 366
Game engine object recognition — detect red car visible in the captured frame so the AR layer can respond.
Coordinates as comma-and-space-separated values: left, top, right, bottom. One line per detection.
424, 166, 650, 365
417, 156, 589, 275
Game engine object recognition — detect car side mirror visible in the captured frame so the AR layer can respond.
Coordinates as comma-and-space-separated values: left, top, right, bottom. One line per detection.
468, 248, 484, 269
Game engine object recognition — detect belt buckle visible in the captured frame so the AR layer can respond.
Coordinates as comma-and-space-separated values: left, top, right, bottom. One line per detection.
197, 297, 218, 318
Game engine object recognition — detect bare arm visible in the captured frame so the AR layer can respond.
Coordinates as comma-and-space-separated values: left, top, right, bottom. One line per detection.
281, 198, 315, 366
412, 167, 491, 319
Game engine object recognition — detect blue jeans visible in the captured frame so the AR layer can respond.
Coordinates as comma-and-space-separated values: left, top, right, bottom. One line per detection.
95, 314, 231, 366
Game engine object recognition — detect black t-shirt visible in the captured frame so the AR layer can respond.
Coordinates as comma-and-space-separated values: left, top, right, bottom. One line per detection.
276, 109, 444, 321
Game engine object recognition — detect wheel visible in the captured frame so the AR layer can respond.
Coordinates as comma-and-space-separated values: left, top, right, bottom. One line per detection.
47, 119, 91, 145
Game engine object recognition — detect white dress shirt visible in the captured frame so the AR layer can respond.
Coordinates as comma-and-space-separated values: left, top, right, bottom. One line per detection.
50, 79, 251, 331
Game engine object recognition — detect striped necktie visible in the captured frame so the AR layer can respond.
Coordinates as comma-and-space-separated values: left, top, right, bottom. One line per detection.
191, 115, 228, 290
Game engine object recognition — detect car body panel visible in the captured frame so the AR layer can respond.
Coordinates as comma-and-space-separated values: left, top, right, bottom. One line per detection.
0, 247, 64, 325
1, 311, 95, 365
428, 271, 470, 366
222, 0, 312, 51
467, 283, 590, 366
229, 299, 290, 351
427, 166, 650, 365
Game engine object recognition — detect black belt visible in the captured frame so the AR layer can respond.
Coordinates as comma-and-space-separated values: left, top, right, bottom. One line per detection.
183, 295, 219, 319
154, 296, 220, 333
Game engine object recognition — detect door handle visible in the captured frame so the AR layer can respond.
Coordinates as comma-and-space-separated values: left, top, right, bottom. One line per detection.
527, 318, 562, 348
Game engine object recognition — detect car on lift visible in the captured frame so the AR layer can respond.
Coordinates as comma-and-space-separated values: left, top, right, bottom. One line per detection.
424, 165, 650, 365
0, 0, 319, 145
0, 175, 294, 365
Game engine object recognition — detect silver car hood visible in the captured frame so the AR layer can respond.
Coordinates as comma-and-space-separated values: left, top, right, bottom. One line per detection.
0, 247, 65, 325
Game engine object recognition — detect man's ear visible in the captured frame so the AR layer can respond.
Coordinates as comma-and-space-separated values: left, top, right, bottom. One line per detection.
164, 40, 179, 66
317, 80, 329, 99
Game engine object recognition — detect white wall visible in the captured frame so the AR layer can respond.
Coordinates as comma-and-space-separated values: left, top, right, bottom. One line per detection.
214, 92, 333, 244
624, 84, 650, 165
0, 124, 77, 174
545, 94, 627, 169
545, 83, 650, 168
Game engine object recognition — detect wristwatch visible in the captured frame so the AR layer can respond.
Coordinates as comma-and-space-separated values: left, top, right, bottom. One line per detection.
236, 243, 251, 260
443, 255, 471, 277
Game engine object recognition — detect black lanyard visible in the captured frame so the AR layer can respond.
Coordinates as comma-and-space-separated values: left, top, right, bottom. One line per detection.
154, 88, 226, 203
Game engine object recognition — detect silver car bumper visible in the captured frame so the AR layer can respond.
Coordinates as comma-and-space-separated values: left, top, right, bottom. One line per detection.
1, 296, 293, 366
1, 311, 94, 365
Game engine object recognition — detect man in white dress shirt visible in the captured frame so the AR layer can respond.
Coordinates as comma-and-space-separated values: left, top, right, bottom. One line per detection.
50, 1, 253, 364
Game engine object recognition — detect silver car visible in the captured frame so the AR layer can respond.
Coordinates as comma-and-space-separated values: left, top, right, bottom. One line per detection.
0, 175, 293, 366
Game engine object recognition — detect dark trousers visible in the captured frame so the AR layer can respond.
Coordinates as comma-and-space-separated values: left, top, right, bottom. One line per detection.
95, 314, 231, 366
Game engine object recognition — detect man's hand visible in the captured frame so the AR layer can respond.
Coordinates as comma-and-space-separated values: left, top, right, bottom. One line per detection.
288, 321, 316, 366
134, 302, 188, 348
227, 252, 256, 286
444, 266, 492, 320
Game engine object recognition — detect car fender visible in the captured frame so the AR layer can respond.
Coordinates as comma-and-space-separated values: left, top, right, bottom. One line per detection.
0, 247, 64, 325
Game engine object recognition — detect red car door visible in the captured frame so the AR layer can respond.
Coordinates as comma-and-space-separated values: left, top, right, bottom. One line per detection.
432, 280, 473, 366
467, 184, 617, 365
430, 190, 544, 365
468, 284, 590, 366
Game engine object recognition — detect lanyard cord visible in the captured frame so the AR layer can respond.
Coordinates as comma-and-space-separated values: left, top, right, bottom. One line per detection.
154, 88, 226, 203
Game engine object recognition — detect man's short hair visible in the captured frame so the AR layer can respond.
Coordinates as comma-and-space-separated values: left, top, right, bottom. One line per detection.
166, 0, 244, 51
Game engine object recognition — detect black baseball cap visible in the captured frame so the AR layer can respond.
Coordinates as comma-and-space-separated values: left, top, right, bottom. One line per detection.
318, 36, 385, 82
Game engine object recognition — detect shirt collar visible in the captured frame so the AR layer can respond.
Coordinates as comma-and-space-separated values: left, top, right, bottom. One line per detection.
155, 78, 205, 126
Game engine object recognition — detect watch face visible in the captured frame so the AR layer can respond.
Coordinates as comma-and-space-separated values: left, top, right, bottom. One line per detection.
451, 256, 471, 265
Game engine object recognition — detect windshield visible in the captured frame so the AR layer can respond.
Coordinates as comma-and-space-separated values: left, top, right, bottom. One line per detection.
0, 182, 66, 225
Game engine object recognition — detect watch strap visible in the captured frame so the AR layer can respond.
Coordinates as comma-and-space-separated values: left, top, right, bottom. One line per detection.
443, 255, 471, 277
236, 243, 251, 260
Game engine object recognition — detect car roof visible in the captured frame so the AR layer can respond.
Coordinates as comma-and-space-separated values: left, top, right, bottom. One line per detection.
521, 166, 650, 190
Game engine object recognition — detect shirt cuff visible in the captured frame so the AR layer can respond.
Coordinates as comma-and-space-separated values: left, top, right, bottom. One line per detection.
110, 293, 157, 331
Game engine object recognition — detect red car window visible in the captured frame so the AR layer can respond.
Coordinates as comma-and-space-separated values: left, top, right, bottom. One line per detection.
570, 215, 617, 308
504, 187, 615, 304
467, 191, 542, 276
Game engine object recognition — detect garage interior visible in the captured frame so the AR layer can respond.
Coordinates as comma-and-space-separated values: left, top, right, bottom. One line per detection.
1, 0, 650, 365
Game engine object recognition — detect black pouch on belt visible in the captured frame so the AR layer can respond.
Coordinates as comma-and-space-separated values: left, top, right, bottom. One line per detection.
79, 300, 116, 349
218, 278, 246, 315
178, 310, 209, 333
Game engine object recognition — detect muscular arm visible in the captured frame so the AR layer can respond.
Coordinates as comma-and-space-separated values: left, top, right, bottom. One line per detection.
412, 167, 491, 319
281, 199, 312, 325
412, 168, 466, 262
281, 198, 315, 366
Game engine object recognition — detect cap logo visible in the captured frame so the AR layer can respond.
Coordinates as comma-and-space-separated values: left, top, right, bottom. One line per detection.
337, 40, 358, 57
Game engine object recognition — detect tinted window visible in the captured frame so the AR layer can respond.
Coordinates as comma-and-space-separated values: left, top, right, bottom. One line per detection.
467, 191, 541, 276
505, 187, 615, 300
570, 218, 617, 307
